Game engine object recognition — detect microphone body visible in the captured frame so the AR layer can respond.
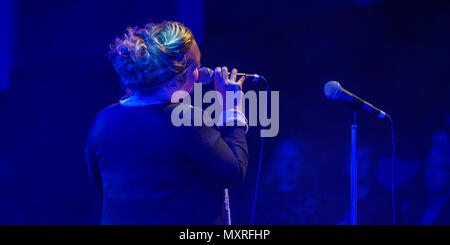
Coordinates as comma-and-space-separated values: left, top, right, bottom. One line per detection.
198, 67, 263, 85
324, 81, 388, 119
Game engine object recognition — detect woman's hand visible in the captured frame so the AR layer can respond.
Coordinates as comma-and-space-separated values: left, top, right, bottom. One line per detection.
214, 66, 246, 112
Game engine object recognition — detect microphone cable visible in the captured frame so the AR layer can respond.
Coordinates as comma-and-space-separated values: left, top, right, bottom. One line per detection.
249, 75, 269, 225
386, 115, 396, 225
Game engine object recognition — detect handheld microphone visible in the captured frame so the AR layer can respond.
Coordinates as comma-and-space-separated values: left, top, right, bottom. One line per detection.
198, 67, 264, 85
324, 81, 389, 119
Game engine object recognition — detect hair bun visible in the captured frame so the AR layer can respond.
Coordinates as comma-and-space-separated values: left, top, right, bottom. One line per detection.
119, 46, 130, 55
109, 21, 194, 93
141, 29, 152, 43
133, 44, 151, 65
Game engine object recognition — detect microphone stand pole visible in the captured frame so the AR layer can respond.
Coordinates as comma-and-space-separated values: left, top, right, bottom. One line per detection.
350, 110, 358, 225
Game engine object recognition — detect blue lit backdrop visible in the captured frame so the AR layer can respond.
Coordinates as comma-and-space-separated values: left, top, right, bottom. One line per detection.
0, 0, 449, 225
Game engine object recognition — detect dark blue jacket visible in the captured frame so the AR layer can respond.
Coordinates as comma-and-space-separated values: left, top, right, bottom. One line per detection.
85, 103, 248, 224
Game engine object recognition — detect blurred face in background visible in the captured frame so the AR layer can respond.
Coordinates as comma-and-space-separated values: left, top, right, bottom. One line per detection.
426, 146, 450, 193
274, 141, 303, 183
431, 131, 449, 147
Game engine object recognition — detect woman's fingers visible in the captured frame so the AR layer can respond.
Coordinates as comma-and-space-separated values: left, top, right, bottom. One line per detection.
237, 75, 246, 87
214, 66, 244, 87
221, 66, 229, 84
214, 67, 221, 83
230, 68, 237, 82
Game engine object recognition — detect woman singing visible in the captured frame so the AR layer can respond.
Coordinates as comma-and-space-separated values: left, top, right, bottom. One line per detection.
85, 21, 249, 225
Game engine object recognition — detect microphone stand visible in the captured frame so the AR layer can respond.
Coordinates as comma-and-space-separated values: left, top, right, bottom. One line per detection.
350, 110, 358, 225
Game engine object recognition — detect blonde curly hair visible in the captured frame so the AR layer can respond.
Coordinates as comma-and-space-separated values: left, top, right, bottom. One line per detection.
109, 21, 194, 94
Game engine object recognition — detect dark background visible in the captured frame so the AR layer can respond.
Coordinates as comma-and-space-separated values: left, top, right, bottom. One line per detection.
0, 0, 449, 224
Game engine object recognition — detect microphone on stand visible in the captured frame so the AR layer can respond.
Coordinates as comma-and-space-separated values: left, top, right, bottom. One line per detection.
198, 67, 264, 85
323, 80, 396, 225
324, 81, 389, 119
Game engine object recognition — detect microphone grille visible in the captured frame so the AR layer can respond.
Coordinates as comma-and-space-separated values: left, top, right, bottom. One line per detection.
324, 81, 342, 99
198, 67, 214, 85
